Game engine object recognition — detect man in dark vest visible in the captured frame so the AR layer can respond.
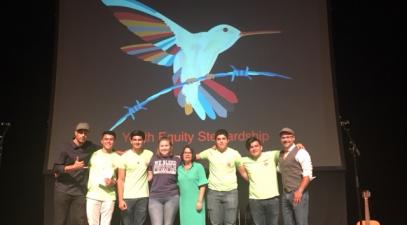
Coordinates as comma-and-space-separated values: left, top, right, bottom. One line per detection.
278, 127, 313, 225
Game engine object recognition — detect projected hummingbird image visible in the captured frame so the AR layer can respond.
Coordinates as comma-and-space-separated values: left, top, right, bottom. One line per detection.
101, 0, 290, 130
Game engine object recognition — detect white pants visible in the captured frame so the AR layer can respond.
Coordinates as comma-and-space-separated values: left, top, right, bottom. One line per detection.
86, 198, 115, 225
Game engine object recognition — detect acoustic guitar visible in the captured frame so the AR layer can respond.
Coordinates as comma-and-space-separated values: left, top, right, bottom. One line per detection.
356, 190, 380, 225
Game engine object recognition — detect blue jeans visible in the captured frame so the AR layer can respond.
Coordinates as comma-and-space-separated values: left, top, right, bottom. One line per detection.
121, 197, 149, 225
148, 195, 179, 225
281, 191, 309, 225
207, 189, 238, 225
249, 197, 279, 225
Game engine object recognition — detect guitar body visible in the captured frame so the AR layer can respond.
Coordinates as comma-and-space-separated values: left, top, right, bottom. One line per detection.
356, 220, 380, 225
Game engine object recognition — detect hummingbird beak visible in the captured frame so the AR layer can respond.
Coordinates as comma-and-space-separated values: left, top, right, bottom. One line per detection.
240, 30, 281, 37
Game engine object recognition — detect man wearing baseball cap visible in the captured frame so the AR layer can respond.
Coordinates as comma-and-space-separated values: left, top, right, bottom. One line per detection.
53, 122, 99, 225
278, 127, 313, 225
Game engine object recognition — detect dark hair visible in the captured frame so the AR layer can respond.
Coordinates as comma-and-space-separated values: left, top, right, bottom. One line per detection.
181, 145, 196, 163
101, 130, 116, 139
245, 137, 262, 150
155, 136, 174, 157
129, 130, 145, 140
215, 129, 229, 139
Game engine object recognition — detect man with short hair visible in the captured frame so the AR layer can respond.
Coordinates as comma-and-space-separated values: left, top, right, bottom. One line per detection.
53, 122, 99, 225
86, 130, 121, 225
196, 129, 244, 225
278, 128, 313, 225
117, 130, 153, 225
239, 137, 280, 225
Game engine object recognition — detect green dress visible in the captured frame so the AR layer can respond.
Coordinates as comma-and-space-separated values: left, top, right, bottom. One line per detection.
177, 162, 208, 225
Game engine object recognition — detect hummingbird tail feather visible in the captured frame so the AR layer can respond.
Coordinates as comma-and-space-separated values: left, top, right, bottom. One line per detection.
198, 88, 216, 119
202, 80, 238, 103
198, 86, 228, 118
190, 80, 238, 119
172, 69, 182, 96
184, 104, 193, 116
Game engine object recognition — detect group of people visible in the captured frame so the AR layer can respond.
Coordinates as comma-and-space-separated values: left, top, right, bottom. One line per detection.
53, 123, 313, 225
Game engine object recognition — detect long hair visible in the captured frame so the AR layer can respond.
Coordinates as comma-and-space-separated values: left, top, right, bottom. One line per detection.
155, 136, 174, 157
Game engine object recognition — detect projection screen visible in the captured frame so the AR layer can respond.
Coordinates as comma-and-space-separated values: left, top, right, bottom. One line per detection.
46, 0, 342, 170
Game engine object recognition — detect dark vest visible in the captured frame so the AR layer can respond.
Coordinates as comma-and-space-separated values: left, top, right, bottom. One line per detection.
279, 147, 302, 192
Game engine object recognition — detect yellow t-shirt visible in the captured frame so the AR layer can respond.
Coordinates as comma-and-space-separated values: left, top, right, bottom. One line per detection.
87, 149, 122, 201
240, 150, 280, 199
119, 149, 153, 199
199, 147, 241, 191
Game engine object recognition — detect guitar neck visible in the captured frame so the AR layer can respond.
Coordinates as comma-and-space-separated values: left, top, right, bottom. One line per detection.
357, 190, 380, 225
364, 196, 371, 224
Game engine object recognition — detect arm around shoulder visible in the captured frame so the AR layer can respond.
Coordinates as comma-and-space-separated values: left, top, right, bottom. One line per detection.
238, 165, 249, 182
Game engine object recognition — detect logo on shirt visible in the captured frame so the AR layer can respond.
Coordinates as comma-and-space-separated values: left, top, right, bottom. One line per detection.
263, 159, 269, 166
153, 160, 177, 174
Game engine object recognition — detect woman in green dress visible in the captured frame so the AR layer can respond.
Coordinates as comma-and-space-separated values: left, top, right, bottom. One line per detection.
177, 145, 208, 225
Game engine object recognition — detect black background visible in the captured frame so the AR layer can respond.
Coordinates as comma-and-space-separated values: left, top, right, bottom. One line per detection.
1, 1, 403, 225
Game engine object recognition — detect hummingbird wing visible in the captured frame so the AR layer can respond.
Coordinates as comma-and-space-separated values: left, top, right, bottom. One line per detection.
102, 0, 188, 67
